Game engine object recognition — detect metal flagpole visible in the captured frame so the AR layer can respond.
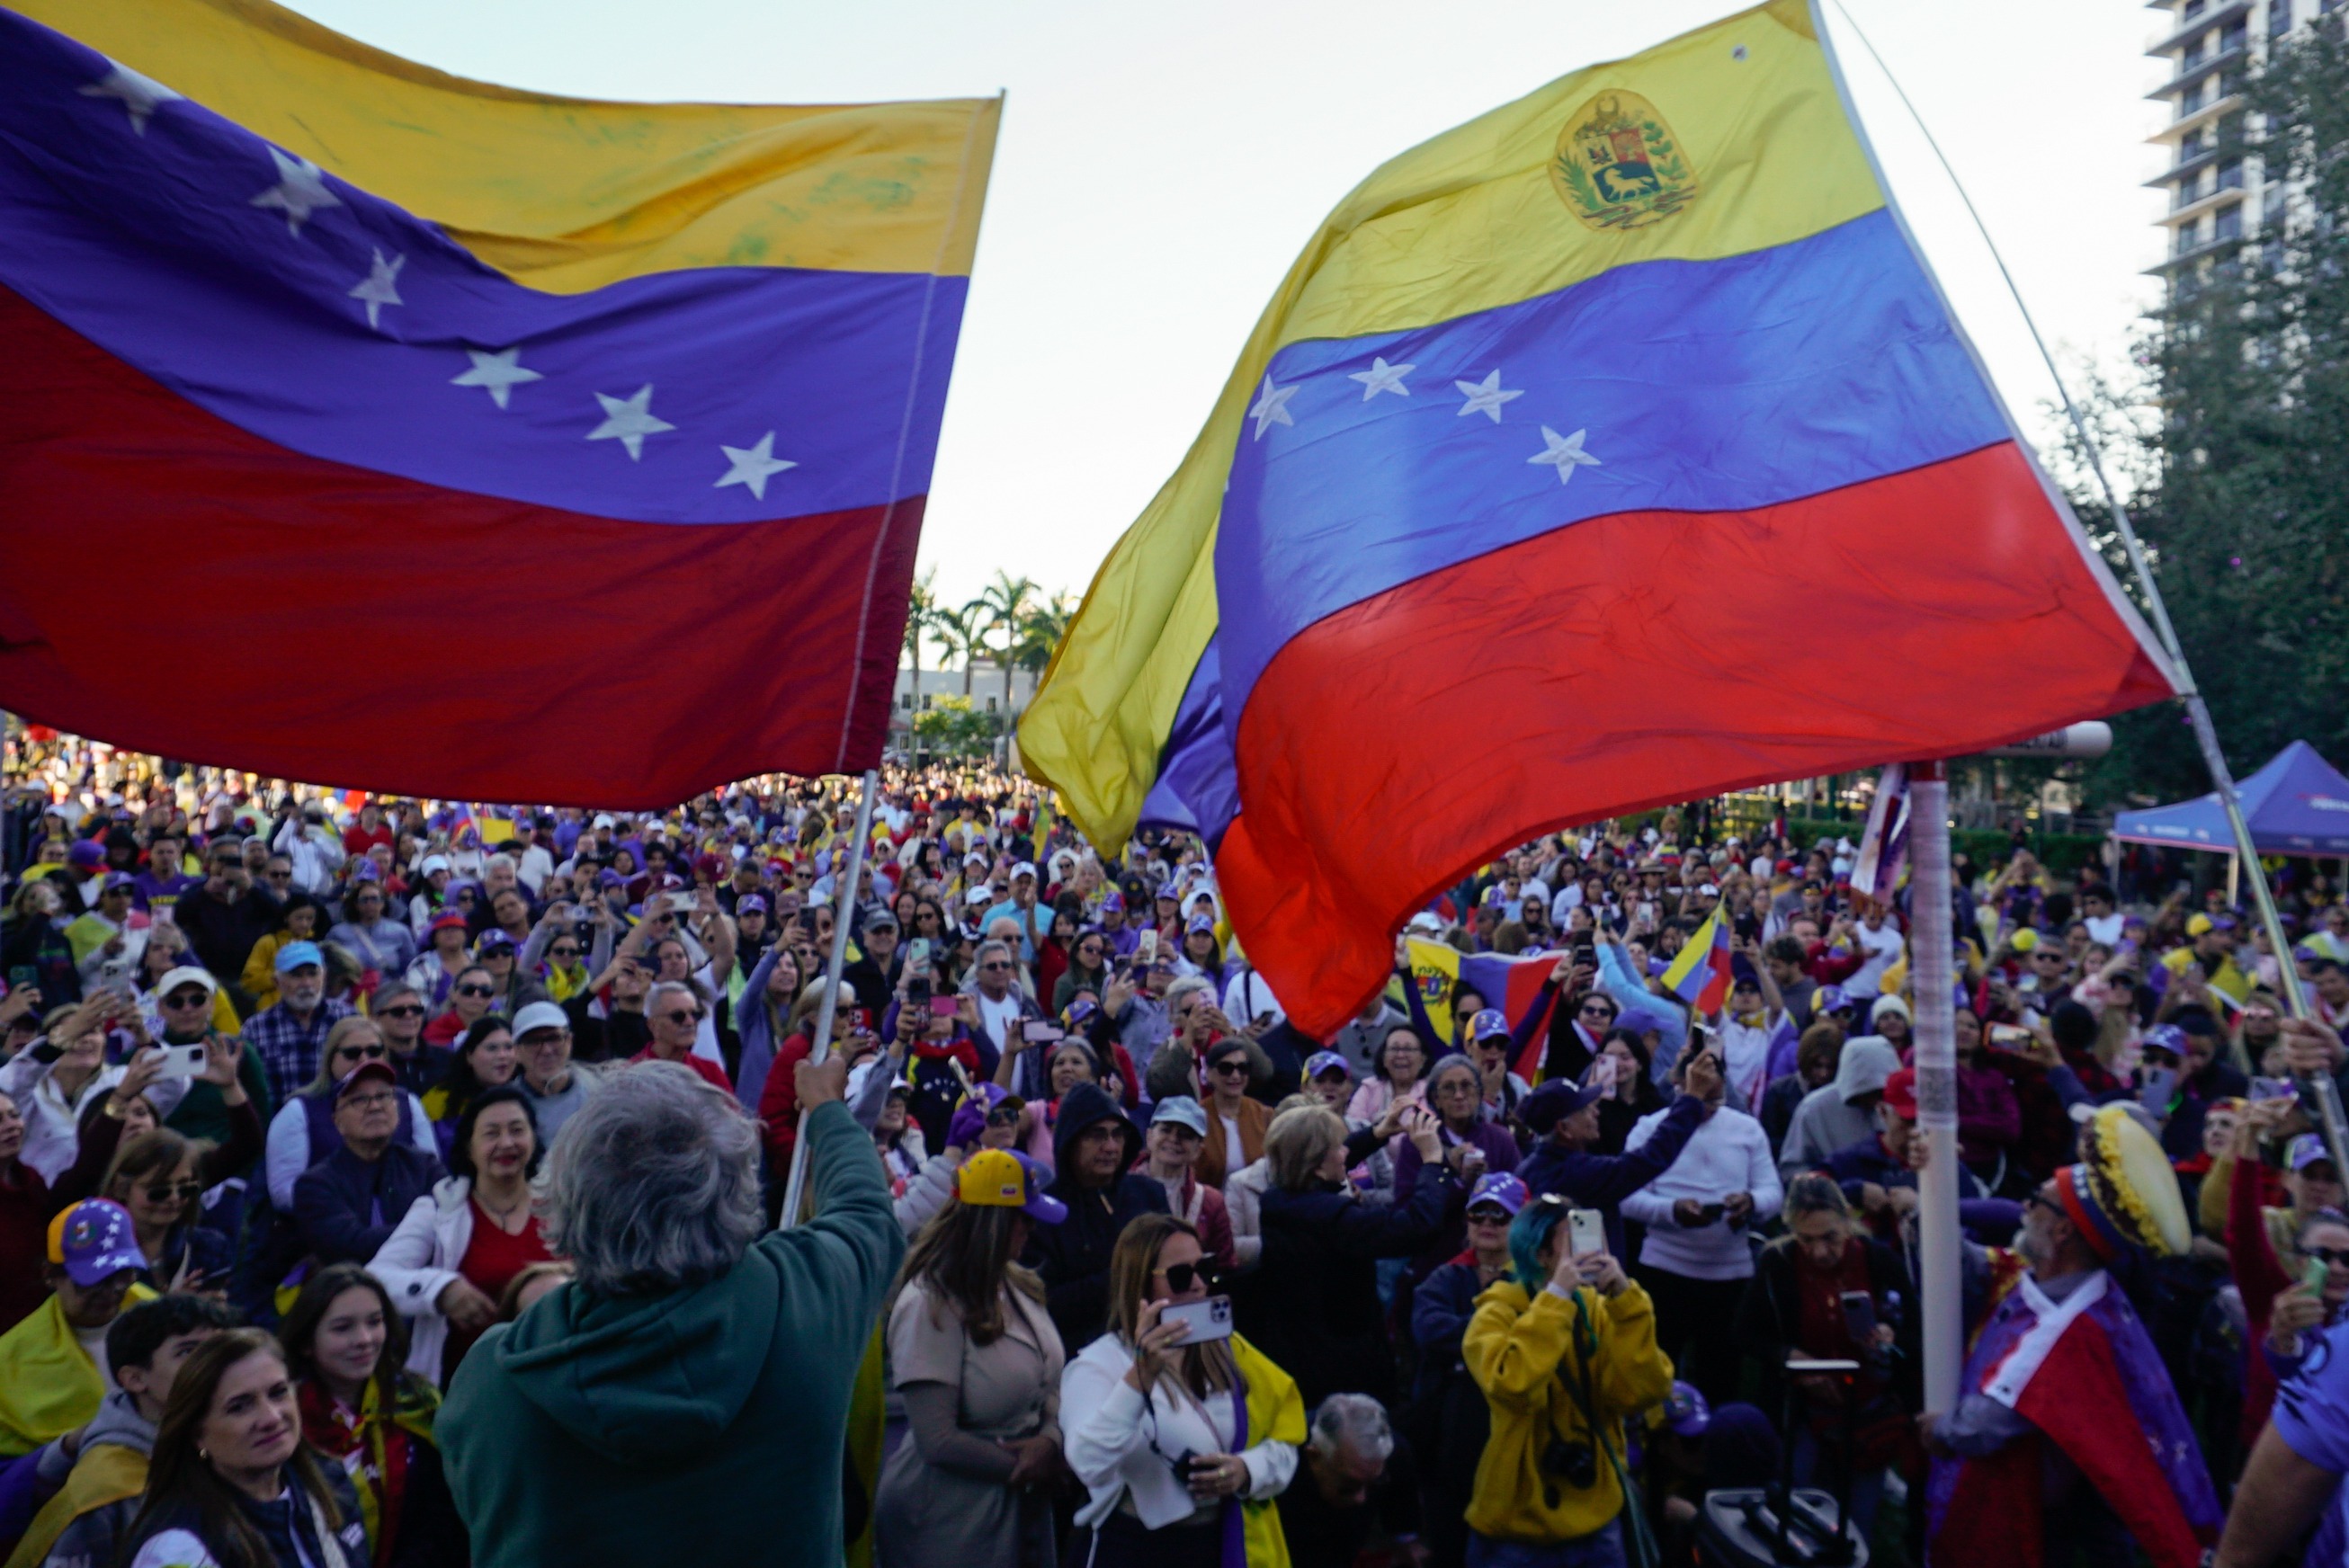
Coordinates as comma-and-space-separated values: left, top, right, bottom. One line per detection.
1821, 0, 2349, 1178
1904, 762, 1964, 1416
778, 767, 880, 1231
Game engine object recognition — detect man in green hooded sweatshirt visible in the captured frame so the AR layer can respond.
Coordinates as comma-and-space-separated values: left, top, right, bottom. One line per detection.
440, 1053, 901, 1566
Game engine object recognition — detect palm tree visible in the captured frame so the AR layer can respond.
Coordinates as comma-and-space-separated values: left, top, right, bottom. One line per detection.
1010, 592, 1076, 692
900, 569, 937, 758
929, 604, 979, 697
966, 571, 1038, 715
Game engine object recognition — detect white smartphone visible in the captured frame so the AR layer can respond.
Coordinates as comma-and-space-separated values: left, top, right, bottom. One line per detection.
153, 1041, 209, 1078
1137, 930, 1159, 964
1567, 1208, 1606, 1258
1160, 1295, 1235, 1343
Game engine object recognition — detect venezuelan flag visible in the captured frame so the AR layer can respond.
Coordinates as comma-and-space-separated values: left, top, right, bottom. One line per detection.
0, 0, 996, 805
1021, 0, 2174, 1036
1662, 909, 1733, 1015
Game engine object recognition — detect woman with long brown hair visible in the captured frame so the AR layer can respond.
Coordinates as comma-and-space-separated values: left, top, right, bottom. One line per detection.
1059, 1214, 1306, 1567
874, 1148, 1067, 1568
114, 1328, 370, 1568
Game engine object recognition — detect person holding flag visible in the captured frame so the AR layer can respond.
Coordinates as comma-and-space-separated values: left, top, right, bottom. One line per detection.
1923, 1104, 2221, 1568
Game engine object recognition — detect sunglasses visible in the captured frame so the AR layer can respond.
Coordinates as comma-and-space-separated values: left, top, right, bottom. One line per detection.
335, 1044, 389, 1062
1157, 1261, 1218, 1294
2306, 1246, 2349, 1270
142, 1179, 204, 1203
985, 1105, 1022, 1127
1466, 1207, 1513, 1225
661, 1007, 703, 1024
549, 946, 581, 959
162, 991, 210, 1009
1210, 1059, 1250, 1077
456, 984, 496, 998
376, 1004, 424, 1019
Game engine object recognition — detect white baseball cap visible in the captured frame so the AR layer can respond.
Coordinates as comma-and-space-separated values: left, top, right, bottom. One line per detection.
512, 1001, 570, 1037
156, 966, 219, 998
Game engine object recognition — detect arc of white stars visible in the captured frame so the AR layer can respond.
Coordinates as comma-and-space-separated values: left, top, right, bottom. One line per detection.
347, 249, 405, 330
586, 385, 675, 461
451, 347, 542, 410
79, 61, 182, 135
1455, 370, 1524, 423
1247, 375, 1299, 441
714, 432, 797, 500
1528, 425, 1602, 486
1347, 356, 1415, 401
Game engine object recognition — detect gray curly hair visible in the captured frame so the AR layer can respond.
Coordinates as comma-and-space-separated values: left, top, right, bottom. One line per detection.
540, 1061, 764, 1296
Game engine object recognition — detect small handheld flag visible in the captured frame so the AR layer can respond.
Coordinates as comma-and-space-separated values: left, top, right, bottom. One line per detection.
1662, 909, 1733, 1016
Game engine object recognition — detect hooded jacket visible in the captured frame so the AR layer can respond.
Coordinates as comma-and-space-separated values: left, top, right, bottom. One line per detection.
1022, 1082, 1167, 1353
9, 1389, 154, 1568
437, 1100, 902, 1568
1777, 1038, 1899, 1184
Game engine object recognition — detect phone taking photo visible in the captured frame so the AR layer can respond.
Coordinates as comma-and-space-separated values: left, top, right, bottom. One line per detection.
153, 1042, 209, 1079
1567, 1208, 1605, 1258
1137, 930, 1158, 964
1160, 1295, 1234, 1344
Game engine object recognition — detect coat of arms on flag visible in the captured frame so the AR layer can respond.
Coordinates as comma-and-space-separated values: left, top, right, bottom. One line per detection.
1551, 92, 1698, 229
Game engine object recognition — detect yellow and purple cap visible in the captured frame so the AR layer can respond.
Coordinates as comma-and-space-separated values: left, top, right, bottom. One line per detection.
956, 1148, 1066, 1224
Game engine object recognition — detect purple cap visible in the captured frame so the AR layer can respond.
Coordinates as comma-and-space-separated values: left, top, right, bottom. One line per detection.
1467, 1172, 1529, 1216
1468, 1008, 1510, 1041
1817, 984, 1853, 1014
1099, 889, 1123, 912
2142, 1023, 2189, 1060
1186, 913, 1216, 934
99, 871, 136, 893
1305, 1050, 1352, 1080
1662, 1381, 1712, 1437
475, 930, 518, 955
51, 1198, 143, 1287
2290, 1133, 2334, 1172
596, 869, 626, 888
66, 840, 103, 868
737, 894, 769, 915
1064, 997, 1100, 1029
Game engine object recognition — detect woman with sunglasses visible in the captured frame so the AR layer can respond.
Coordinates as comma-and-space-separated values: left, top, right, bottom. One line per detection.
264, 1018, 435, 1213
371, 1084, 551, 1386
98, 1127, 236, 1294
420, 963, 498, 1051
421, 1018, 519, 1162
1053, 928, 1113, 1017
1062, 1212, 1303, 1567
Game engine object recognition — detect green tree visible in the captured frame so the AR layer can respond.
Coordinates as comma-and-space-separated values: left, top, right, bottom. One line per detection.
2074, 25, 2349, 804
1011, 592, 1075, 686
902, 567, 937, 699
966, 571, 1039, 715
912, 694, 998, 758
929, 604, 980, 698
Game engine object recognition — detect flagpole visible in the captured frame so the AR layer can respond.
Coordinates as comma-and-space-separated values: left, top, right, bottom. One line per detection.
1904, 761, 1963, 1416
778, 768, 880, 1231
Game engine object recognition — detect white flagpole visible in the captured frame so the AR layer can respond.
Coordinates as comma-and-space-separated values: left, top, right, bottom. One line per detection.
778, 768, 880, 1231
1905, 761, 1962, 1416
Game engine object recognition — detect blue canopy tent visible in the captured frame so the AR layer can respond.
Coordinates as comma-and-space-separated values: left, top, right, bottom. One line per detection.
2111, 740, 2349, 859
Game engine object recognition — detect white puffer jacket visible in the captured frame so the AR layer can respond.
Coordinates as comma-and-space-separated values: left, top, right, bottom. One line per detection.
367, 1176, 477, 1385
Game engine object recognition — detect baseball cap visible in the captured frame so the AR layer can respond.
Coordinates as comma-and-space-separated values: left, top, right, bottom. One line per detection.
860, 906, 893, 930
957, 1149, 1067, 1224
475, 931, 518, 956
429, 910, 470, 934
67, 840, 103, 869
1305, 1050, 1352, 1081
420, 854, 451, 876
2141, 1023, 2188, 1061
99, 871, 135, 893
335, 1059, 398, 1103
1404, 912, 1443, 936
1150, 1096, 1210, 1137
1663, 1381, 1713, 1438
156, 966, 219, 1000
49, 1199, 144, 1287
1881, 1066, 1919, 1120
593, 813, 617, 829
1468, 1008, 1510, 1042
274, 940, 324, 974
736, 894, 770, 915
1466, 1172, 1529, 1216
964, 886, 992, 907
2185, 913, 2214, 938
594, 869, 625, 889
1011, 862, 1037, 880
1521, 1078, 1602, 1136
1186, 913, 1216, 935
1100, 889, 1125, 912
2289, 1134, 2335, 1172
1871, 994, 1911, 1024
513, 1001, 569, 1038
1817, 984, 1853, 1015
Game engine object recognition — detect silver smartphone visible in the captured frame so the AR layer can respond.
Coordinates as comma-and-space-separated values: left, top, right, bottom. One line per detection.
1567, 1208, 1606, 1258
1160, 1295, 1234, 1343
154, 1041, 209, 1078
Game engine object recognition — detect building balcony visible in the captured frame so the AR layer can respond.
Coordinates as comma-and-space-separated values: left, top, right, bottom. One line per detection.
2147, 0, 2251, 55
2157, 183, 2248, 227
2149, 91, 2246, 140
2148, 44, 2247, 97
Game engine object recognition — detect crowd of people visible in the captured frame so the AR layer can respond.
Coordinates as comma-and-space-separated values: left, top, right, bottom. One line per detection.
4, 738, 2349, 1568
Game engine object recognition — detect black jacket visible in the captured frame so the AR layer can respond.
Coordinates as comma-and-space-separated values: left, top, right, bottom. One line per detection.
291, 1140, 446, 1265
1023, 1082, 1167, 1353
1238, 1157, 1456, 1408
1733, 1231, 1920, 1421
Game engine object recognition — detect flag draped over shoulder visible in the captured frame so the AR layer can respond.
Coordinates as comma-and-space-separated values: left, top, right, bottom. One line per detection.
1020, 0, 2175, 1037
0, 0, 997, 805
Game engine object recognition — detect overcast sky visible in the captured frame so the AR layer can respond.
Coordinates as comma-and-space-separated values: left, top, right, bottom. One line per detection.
289, 0, 2176, 625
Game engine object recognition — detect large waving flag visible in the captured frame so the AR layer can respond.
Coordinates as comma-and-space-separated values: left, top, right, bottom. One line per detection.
0, 0, 996, 805
1020, 0, 2175, 1037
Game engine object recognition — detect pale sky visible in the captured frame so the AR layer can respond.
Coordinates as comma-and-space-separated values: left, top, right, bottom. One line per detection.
290, 0, 2175, 638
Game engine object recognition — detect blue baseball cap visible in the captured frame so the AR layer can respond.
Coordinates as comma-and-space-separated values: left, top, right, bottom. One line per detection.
1466, 1172, 1529, 1216
1522, 1078, 1603, 1136
1305, 1050, 1352, 1081
2141, 1023, 2189, 1061
1662, 1381, 1712, 1438
1816, 984, 1853, 1014
273, 940, 324, 974
1150, 1096, 1210, 1137
1186, 913, 1216, 934
50, 1198, 144, 1287
2290, 1134, 2334, 1172
1468, 1008, 1510, 1042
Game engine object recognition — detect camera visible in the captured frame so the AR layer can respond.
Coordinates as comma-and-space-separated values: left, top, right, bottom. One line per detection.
1539, 1437, 1599, 1506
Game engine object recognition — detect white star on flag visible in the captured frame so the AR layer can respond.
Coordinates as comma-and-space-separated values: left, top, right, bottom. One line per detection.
79, 61, 182, 136
249, 147, 341, 238
1247, 375, 1299, 441
451, 347, 542, 410
1347, 356, 1415, 401
1455, 370, 1524, 423
1528, 425, 1601, 485
347, 249, 406, 331
714, 432, 798, 500
587, 385, 674, 461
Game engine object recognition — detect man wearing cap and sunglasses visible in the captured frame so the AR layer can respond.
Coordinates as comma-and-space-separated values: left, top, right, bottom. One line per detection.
145, 966, 273, 1149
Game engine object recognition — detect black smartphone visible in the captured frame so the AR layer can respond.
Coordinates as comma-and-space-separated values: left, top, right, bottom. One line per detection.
907, 976, 932, 1011
1839, 1289, 1878, 1347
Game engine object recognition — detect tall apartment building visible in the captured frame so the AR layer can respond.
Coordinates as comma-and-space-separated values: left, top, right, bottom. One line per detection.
2146, 0, 2338, 275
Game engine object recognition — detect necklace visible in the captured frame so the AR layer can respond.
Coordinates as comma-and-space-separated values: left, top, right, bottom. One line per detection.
475, 1185, 531, 1230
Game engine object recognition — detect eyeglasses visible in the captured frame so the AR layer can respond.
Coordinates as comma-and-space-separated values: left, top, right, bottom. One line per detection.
985, 1106, 1022, 1127
335, 1044, 389, 1062
376, 1004, 424, 1019
340, 1091, 398, 1110
979, 960, 1013, 972
1466, 1207, 1512, 1226
263, 869, 292, 881
456, 984, 495, 998
1210, 1059, 1249, 1077
661, 1008, 703, 1024
1579, 1004, 1615, 1020
162, 991, 210, 1009
1155, 1261, 1218, 1294
549, 946, 581, 959
141, 1179, 204, 1203
2305, 1246, 2349, 1270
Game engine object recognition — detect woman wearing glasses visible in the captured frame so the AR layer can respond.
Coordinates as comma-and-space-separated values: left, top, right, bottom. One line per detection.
97, 1127, 235, 1294
421, 964, 499, 1050
264, 1018, 435, 1213
1061, 1213, 1303, 1567
422, 1018, 521, 1159
1053, 929, 1112, 1017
